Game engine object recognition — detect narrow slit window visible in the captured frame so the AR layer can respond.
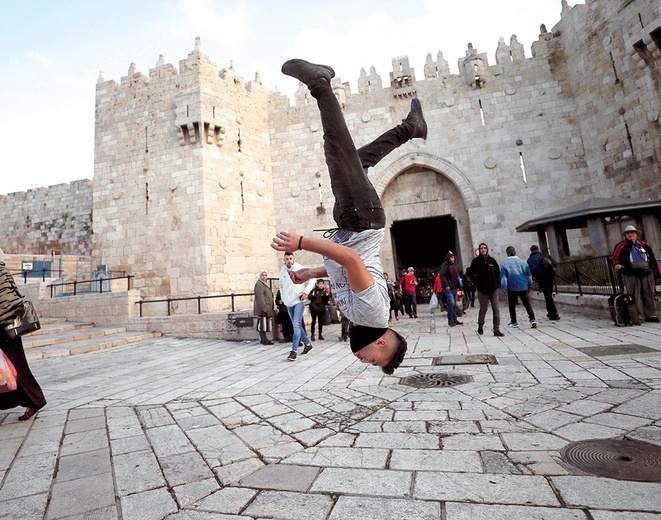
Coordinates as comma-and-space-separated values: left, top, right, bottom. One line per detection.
478, 99, 485, 126
519, 152, 527, 183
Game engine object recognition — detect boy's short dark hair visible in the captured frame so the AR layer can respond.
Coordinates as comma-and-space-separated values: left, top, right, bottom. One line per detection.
506, 246, 516, 256
382, 329, 407, 375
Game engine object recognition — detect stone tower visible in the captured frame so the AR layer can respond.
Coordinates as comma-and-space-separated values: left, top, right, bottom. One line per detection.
93, 38, 275, 309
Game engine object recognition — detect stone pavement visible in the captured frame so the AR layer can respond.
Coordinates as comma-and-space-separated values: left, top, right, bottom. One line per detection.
2, 305, 661, 520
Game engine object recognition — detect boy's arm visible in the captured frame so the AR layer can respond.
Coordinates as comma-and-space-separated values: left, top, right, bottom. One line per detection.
289, 266, 328, 285
271, 231, 374, 293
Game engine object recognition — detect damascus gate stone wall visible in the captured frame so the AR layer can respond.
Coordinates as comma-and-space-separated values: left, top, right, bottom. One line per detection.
3, 0, 658, 303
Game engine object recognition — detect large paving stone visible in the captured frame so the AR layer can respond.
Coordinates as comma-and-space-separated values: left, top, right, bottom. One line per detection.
56, 447, 111, 482
190, 486, 257, 514
285, 447, 389, 468
310, 467, 412, 497
551, 475, 661, 511
330, 496, 440, 520
160, 451, 215, 487
46, 471, 115, 518
414, 472, 559, 506
238, 463, 320, 492
241, 490, 333, 520
445, 502, 586, 519
119, 486, 178, 520
389, 449, 482, 472
113, 450, 167, 496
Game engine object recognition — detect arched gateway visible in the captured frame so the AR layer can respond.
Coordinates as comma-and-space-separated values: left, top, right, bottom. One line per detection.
372, 152, 479, 282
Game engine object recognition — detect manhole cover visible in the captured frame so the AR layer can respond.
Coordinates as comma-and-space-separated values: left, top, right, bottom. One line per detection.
433, 354, 497, 366
576, 344, 658, 357
399, 373, 473, 388
561, 438, 661, 482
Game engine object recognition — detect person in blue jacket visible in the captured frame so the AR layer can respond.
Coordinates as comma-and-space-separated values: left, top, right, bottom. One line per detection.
500, 246, 537, 329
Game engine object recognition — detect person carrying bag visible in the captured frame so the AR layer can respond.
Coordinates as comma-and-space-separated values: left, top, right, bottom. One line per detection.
0, 249, 46, 421
253, 270, 275, 345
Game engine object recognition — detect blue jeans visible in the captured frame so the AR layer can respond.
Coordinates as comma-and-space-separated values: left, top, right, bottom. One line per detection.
444, 288, 457, 323
287, 302, 310, 352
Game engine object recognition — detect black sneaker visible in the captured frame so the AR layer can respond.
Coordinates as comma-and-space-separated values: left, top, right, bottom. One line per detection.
477, 326, 484, 335
406, 98, 428, 139
281, 59, 335, 86
287, 351, 297, 361
302, 344, 313, 355
453, 320, 463, 325
318, 335, 324, 340
494, 330, 505, 337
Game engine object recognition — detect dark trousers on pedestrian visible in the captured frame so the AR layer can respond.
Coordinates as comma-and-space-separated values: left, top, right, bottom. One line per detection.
507, 291, 535, 324
310, 308, 325, 337
0, 333, 46, 411
404, 291, 417, 318
308, 78, 414, 232
477, 290, 501, 330
538, 277, 559, 318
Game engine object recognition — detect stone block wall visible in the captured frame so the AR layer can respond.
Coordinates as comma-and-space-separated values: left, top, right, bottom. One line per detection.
557, 0, 660, 198
94, 41, 276, 304
0, 180, 92, 255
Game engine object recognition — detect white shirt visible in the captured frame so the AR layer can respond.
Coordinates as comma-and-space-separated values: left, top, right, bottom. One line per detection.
279, 261, 316, 307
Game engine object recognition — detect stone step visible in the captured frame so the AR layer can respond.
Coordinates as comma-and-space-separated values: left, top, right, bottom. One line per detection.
27, 320, 96, 338
25, 330, 162, 361
23, 324, 127, 349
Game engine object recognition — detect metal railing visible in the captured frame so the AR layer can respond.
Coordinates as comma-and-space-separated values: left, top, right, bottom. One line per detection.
11, 268, 60, 283
48, 274, 134, 297
554, 255, 621, 296
136, 292, 254, 317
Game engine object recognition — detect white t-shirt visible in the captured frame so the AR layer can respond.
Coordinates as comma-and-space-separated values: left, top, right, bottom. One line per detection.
323, 229, 389, 328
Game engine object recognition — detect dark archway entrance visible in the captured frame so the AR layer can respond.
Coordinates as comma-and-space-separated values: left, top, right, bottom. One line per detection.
391, 215, 458, 290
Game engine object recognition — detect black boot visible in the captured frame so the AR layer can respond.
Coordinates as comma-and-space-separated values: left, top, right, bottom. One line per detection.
282, 59, 335, 86
405, 98, 427, 140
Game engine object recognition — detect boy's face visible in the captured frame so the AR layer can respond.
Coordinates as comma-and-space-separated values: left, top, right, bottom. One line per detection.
353, 340, 391, 367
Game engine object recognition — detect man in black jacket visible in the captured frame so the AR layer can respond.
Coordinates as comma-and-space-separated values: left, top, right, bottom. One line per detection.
528, 245, 560, 321
470, 243, 505, 336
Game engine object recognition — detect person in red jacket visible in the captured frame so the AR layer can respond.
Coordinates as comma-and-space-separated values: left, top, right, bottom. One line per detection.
611, 225, 660, 324
399, 267, 419, 318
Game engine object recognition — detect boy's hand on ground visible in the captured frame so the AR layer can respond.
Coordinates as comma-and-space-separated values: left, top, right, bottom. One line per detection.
271, 231, 300, 252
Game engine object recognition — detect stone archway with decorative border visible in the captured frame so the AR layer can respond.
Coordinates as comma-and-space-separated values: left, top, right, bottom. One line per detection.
370, 152, 481, 210
371, 152, 480, 277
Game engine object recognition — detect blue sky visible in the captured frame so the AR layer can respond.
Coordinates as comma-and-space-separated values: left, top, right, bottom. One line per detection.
0, 0, 569, 195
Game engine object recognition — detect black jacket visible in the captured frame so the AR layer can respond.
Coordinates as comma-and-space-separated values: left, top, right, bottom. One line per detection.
469, 254, 500, 294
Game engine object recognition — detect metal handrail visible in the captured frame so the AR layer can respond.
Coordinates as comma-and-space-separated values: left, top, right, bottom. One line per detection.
11, 268, 59, 283
553, 255, 622, 296
136, 292, 254, 317
48, 275, 134, 297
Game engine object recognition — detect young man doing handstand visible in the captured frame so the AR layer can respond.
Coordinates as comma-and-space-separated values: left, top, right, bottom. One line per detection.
271, 59, 427, 374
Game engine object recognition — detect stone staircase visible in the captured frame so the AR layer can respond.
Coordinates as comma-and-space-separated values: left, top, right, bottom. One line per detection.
23, 317, 162, 361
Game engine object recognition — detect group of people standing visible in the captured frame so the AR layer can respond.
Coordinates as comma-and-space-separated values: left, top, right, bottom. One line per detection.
253, 250, 347, 362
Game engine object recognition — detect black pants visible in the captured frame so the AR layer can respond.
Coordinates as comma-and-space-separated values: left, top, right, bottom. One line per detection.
507, 291, 536, 324
0, 332, 46, 411
310, 308, 325, 336
309, 79, 413, 231
538, 278, 559, 318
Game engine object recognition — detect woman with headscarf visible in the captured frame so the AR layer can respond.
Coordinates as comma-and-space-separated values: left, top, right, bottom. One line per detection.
0, 249, 46, 421
253, 270, 275, 345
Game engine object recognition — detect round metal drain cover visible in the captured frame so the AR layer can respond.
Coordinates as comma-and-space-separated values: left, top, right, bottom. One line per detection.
399, 373, 473, 388
561, 438, 661, 482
